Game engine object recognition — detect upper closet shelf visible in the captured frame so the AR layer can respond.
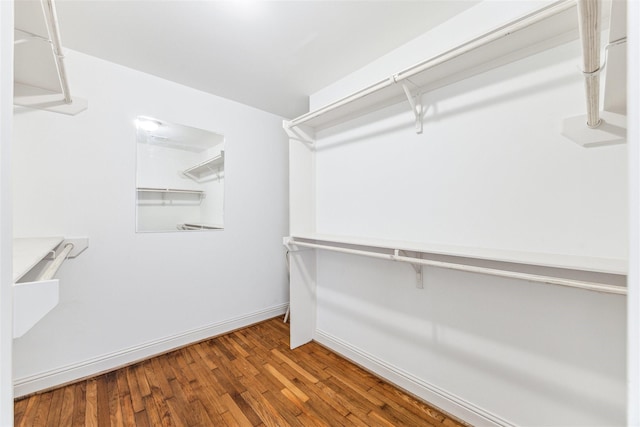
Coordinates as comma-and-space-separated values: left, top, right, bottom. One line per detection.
284, 0, 580, 136
13, 0, 87, 115
183, 152, 224, 182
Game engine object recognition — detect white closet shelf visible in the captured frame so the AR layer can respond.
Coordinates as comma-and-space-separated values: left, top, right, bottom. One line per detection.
13, 237, 63, 282
178, 223, 223, 230
13, 0, 87, 115
284, 0, 580, 134
287, 233, 627, 276
183, 152, 224, 182
13, 237, 89, 337
137, 187, 205, 196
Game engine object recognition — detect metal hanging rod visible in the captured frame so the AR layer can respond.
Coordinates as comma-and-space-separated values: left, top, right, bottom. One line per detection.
36, 243, 74, 281
137, 187, 204, 195
287, 239, 626, 296
40, 0, 72, 104
576, 0, 601, 128
286, 0, 576, 131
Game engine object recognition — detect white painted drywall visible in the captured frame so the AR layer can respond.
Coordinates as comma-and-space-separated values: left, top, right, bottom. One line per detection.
12, 49, 289, 394
0, 0, 14, 423
305, 1, 627, 425
627, 0, 639, 424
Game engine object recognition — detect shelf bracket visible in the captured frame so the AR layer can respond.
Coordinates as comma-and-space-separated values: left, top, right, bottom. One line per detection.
395, 249, 424, 289
283, 120, 316, 145
400, 82, 423, 134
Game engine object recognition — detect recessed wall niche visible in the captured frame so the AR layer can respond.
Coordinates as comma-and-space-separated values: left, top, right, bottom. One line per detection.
135, 116, 225, 232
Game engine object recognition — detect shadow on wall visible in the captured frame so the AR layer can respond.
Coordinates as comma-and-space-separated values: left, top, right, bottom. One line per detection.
318, 284, 624, 424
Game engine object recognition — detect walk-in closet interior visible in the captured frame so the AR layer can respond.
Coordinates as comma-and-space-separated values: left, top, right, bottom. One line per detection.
1, 0, 638, 425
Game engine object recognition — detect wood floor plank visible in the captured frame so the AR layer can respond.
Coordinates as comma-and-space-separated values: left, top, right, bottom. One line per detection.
14, 317, 467, 427
16, 394, 39, 427
125, 366, 145, 413
272, 348, 320, 383
142, 400, 162, 427
146, 386, 174, 426
43, 386, 64, 427
71, 382, 86, 426
190, 342, 218, 371
133, 406, 152, 427
116, 374, 137, 427
95, 374, 111, 426
240, 388, 294, 427
84, 379, 98, 427
58, 386, 76, 427
264, 363, 309, 402
13, 394, 29, 425
107, 371, 124, 427
147, 357, 175, 399
220, 393, 254, 426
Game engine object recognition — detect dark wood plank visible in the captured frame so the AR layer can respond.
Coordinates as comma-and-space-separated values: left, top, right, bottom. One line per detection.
71, 381, 86, 426
95, 374, 112, 426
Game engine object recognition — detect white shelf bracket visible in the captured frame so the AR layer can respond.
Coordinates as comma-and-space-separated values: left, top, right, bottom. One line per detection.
395, 249, 424, 289
400, 82, 423, 134
283, 120, 316, 145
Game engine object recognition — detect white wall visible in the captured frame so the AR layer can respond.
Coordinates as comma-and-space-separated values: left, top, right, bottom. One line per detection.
12, 49, 289, 395
305, 1, 627, 425
0, 1, 14, 423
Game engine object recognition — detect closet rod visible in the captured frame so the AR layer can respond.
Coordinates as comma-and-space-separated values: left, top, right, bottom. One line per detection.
36, 243, 74, 281
577, 0, 601, 128
40, 0, 72, 104
286, 0, 575, 129
288, 240, 626, 296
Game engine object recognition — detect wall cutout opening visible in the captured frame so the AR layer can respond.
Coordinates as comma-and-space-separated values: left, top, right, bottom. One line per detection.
135, 116, 225, 232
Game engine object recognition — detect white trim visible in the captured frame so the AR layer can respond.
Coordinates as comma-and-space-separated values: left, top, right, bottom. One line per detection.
314, 329, 516, 427
627, 0, 639, 423
0, 0, 14, 423
13, 303, 288, 397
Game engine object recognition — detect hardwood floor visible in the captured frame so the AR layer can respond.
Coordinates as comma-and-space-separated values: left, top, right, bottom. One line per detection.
14, 317, 466, 426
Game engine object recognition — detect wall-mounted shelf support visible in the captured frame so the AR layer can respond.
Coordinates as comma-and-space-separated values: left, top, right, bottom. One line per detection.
283, 121, 315, 145
395, 249, 424, 288
400, 82, 423, 134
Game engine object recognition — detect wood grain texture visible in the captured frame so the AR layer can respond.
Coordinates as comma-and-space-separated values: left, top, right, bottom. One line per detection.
15, 317, 468, 426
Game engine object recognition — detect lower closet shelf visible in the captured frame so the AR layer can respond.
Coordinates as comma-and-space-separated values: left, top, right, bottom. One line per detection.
13, 236, 89, 338
13, 279, 59, 338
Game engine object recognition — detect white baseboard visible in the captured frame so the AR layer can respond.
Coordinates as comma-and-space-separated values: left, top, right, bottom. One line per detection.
314, 329, 516, 427
14, 303, 288, 397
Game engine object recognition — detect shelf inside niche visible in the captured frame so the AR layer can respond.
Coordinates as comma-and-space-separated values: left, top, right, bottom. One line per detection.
183, 152, 224, 182
136, 187, 205, 205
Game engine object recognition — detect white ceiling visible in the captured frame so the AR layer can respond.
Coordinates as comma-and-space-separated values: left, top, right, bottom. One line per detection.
53, 0, 479, 119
